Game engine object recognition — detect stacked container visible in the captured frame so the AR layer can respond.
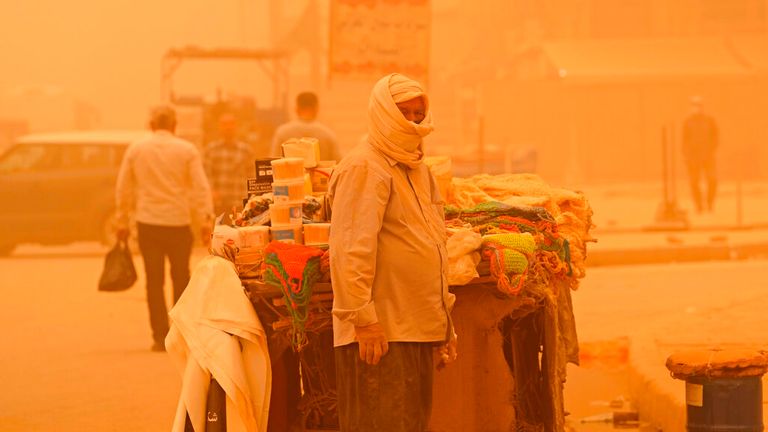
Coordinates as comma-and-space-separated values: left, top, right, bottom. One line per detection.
270, 157, 306, 244
236, 225, 270, 277
303, 223, 331, 249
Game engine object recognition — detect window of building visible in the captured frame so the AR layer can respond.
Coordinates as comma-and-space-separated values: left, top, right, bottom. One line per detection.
699, 0, 766, 34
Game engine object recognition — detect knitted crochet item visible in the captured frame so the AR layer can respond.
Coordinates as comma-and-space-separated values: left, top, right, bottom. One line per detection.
482, 232, 536, 295
263, 241, 325, 351
483, 232, 536, 254
447, 201, 573, 280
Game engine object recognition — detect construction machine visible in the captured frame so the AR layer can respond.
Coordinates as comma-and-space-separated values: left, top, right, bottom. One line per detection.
160, 46, 292, 155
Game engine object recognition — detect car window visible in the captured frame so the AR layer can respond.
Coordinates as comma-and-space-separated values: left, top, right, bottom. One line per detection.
33, 144, 120, 171
0, 144, 60, 174
58, 145, 103, 170
80, 145, 122, 168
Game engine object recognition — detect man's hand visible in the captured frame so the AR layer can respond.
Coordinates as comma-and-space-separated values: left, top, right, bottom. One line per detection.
436, 334, 458, 370
354, 322, 389, 365
116, 228, 130, 242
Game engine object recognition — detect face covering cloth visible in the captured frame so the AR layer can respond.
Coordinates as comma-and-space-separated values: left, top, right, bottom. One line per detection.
366, 73, 434, 169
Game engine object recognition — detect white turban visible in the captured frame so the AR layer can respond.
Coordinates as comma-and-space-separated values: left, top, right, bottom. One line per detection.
389, 76, 427, 105
366, 73, 434, 168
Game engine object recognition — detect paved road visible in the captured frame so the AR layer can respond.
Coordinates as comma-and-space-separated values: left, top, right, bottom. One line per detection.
573, 259, 768, 343
565, 258, 768, 430
0, 243, 210, 431
2, 243, 766, 431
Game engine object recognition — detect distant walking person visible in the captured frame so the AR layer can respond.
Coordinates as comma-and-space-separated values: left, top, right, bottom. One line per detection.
271, 91, 342, 162
682, 96, 719, 213
204, 112, 255, 218
115, 105, 214, 352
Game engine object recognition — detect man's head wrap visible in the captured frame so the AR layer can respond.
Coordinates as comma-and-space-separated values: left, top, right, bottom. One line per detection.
366, 73, 433, 168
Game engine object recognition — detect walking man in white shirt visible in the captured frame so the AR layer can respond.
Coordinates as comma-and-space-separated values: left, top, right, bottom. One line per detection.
115, 105, 214, 352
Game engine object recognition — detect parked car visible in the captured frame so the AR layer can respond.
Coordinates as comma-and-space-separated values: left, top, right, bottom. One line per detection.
0, 130, 149, 255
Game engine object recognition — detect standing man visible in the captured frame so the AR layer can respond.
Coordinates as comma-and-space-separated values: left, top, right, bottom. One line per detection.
328, 73, 457, 432
204, 112, 255, 218
682, 96, 719, 213
271, 91, 342, 162
115, 105, 214, 352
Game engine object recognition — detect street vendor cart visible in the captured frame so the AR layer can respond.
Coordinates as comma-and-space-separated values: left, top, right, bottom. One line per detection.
237, 172, 593, 432
242, 266, 579, 432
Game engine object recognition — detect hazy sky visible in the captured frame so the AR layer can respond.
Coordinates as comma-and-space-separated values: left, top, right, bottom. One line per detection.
0, 0, 273, 129
0, 0, 472, 132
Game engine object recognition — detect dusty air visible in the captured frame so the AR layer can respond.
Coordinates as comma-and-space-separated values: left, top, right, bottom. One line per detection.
1, 1, 767, 431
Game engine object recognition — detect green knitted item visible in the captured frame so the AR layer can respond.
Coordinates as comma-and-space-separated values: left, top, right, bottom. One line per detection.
263, 242, 324, 351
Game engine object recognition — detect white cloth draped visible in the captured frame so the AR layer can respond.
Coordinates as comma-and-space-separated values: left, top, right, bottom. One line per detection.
166, 255, 271, 432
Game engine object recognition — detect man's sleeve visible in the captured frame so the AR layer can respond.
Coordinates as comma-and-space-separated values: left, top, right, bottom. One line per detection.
188, 148, 215, 222
429, 171, 455, 315
114, 145, 136, 229
329, 164, 389, 327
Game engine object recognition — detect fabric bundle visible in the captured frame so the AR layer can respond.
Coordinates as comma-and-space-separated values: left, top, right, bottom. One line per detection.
445, 173, 593, 289
445, 200, 573, 294
446, 228, 483, 286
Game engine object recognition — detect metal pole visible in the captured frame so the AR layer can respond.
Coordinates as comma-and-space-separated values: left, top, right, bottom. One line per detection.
737, 161, 744, 227
669, 124, 677, 204
662, 126, 669, 205
478, 115, 485, 174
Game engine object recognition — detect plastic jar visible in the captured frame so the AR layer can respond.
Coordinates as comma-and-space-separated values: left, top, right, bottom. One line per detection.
270, 224, 303, 244
272, 178, 306, 203
270, 157, 305, 181
303, 223, 331, 247
270, 201, 304, 226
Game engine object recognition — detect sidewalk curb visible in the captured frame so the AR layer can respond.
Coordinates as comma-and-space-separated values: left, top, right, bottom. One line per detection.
627, 337, 686, 432
586, 242, 768, 267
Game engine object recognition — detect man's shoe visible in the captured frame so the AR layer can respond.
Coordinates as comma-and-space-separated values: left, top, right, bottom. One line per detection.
151, 341, 166, 352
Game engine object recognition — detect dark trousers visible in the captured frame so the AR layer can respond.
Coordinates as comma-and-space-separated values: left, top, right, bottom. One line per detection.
137, 222, 193, 344
335, 342, 434, 432
686, 157, 717, 212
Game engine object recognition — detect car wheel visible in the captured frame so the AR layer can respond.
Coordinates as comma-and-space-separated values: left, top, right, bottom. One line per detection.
101, 212, 139, 253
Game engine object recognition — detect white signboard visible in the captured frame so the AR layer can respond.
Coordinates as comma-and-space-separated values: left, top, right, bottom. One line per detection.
329, 0, 431, 84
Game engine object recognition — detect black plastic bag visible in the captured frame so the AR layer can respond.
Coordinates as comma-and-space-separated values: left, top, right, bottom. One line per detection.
98, 239, 137, 292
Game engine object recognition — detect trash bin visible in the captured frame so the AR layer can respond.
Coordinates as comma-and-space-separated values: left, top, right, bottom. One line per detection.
666, 348, 768, 432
